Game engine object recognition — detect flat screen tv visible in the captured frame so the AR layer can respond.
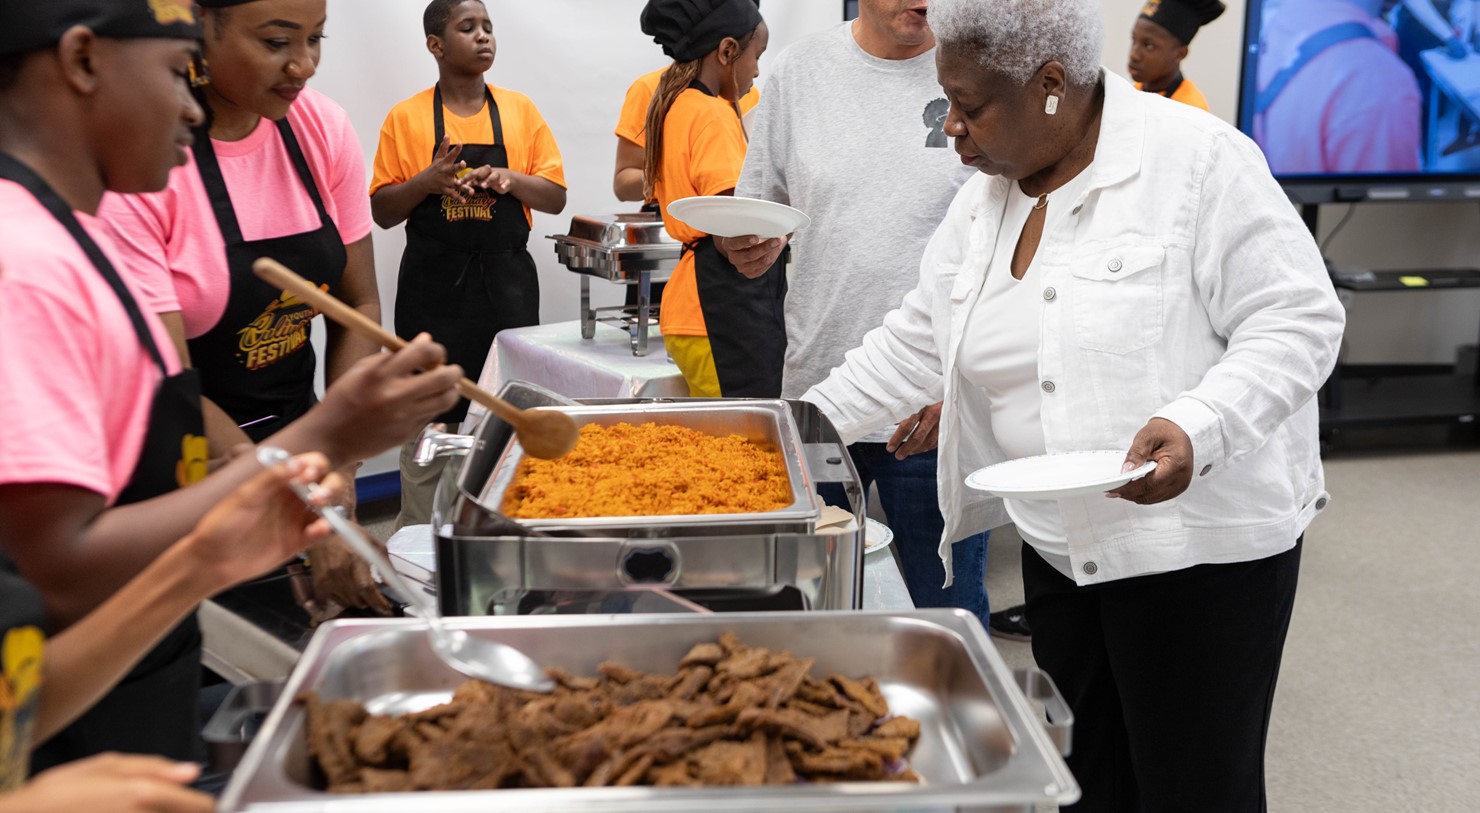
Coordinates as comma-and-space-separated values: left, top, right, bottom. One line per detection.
1236, 0, 1480, 203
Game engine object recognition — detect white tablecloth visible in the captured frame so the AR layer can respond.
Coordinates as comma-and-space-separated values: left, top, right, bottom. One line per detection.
388, 525, 914, 612
467, 320, 687, 425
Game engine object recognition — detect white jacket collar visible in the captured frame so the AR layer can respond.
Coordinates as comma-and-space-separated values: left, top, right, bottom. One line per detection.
968, 69, 1146, 219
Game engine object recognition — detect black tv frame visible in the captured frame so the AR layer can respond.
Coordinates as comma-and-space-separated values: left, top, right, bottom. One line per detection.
1235, 0, 1480, 204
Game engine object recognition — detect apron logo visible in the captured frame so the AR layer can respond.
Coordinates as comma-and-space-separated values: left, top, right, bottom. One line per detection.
149, 0, 196, 25
441, 191, 496, 223
236, 287, 325, 371
176, 434, 209, 488
0, 627, 43, 792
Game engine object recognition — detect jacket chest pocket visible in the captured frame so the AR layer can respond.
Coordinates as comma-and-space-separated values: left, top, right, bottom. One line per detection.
1068, 245, 1166, 354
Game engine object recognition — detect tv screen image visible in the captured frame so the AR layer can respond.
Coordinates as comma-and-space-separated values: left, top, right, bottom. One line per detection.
1238, 0, 1480, 197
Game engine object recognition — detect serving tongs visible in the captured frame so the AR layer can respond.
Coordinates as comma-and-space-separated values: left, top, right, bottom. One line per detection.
257, 446, 554, 693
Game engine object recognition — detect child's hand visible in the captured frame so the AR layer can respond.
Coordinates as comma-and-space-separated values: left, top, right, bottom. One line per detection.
418, 136, 470, 201
466, 166, 517, 195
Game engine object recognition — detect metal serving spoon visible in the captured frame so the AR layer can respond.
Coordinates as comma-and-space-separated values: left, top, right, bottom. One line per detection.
257, 446, 554, 693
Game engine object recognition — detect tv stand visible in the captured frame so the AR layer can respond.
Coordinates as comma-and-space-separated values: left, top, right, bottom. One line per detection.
1303, 204, 1480, 439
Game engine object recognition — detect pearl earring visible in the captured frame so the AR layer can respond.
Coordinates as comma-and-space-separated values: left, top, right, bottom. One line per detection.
1045, 95, 1060, 115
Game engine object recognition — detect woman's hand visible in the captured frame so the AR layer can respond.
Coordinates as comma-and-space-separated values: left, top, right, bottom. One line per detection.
716, 234, 788, 279
1, 754, 213, 813
1107, 418, 1195, 505
307, 333, 463, 466
886, 403, 943, 460
182, 453, 336, 591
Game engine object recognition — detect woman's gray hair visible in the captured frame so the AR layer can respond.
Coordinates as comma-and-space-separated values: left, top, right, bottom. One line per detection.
928, 0, 1104, 87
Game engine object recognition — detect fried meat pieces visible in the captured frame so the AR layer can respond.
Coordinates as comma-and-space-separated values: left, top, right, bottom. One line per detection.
302, 633, 921, 793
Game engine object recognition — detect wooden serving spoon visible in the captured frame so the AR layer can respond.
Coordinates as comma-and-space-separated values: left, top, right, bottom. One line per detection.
253, 257, 579, 460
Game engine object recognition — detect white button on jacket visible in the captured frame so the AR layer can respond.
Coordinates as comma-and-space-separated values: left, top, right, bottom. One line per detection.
804, 72, 1345, 587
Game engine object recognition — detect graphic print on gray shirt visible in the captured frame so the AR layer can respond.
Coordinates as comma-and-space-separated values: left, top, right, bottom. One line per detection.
737, 21, 974, 440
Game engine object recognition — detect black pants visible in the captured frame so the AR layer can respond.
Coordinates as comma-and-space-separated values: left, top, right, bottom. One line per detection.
1023, 538, 1302, 813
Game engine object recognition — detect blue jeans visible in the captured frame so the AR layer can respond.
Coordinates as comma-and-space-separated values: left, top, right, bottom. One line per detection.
819, 444, 989, 624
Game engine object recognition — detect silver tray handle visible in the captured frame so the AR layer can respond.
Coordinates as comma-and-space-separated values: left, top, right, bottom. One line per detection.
414, 423, 476, 466
203, 678, 285, 773
1015, 666, 1075, 757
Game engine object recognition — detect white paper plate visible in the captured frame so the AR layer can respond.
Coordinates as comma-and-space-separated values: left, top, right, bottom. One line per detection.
964, 451, 1157, 500
863, 518, 894, 553
666, 196, 810, 239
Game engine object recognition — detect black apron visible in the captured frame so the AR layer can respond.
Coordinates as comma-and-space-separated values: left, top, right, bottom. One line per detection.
682, 82, 788, 398
395, 85, 539, 424
189, 119, 347, 442
0, 570, 45, 790
0, 154, 208, 770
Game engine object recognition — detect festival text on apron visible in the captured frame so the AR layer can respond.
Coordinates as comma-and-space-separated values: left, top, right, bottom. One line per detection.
189, 118, 347, 442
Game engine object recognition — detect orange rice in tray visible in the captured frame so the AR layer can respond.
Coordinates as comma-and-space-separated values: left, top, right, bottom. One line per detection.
501, 422, 792, 518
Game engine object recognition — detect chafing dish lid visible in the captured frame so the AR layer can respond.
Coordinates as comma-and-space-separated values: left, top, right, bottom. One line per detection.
554, 213, 679, 249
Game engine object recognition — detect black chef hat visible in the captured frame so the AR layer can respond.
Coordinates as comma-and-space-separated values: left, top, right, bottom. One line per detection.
1138, 0, 1226, 45
0, 0, 202, 56
640, 0, 762, 63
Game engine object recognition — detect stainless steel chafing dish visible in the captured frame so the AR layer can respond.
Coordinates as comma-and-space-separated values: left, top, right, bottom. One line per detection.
218, 611, 1079, 813
429, 383, 867, 616
550, 213, 680, 356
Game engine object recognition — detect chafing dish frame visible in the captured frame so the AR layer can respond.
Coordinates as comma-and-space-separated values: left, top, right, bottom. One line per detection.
550, 213, 681, 356
218, 610, 1079, 813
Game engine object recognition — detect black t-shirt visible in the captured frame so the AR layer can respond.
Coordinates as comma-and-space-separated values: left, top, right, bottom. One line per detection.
0, 566, 45, 790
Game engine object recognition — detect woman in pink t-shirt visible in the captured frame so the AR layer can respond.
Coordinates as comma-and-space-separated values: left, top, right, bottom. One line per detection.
101, 0, 380, 452
0, 0, 462, 780
100, 0, 396, 616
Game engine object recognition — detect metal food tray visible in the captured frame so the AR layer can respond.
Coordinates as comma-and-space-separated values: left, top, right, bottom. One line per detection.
479, 400, 820, 536
219, 611, 1078, 813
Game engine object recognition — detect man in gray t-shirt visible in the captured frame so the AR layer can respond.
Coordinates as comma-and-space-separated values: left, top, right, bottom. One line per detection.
721, 1, 1009, 633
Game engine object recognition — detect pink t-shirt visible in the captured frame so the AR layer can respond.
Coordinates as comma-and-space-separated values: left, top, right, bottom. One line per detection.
1255, 0, 1422, 174
0, 180, 181, 504
99, 88, 373, 337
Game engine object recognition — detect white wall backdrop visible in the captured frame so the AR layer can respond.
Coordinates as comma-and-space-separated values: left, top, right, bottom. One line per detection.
313, 0, 1476, 375
315, 0, 843, 333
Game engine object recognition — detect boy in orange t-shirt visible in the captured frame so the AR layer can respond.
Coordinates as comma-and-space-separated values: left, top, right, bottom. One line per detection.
1128, 0, 1225, 112
371, 0, 568, 524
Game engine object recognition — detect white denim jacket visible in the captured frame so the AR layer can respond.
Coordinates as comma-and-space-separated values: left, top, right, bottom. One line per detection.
803, 72, 1346, 587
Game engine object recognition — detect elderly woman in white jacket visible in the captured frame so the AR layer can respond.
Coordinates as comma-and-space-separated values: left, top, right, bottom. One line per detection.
804, 0, 1345, 809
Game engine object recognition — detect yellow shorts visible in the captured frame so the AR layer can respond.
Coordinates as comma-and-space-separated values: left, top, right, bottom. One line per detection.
663, 335, 722, 398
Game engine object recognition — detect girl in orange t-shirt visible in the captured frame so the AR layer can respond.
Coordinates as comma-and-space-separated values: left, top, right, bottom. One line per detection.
642, 0, 783, 398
